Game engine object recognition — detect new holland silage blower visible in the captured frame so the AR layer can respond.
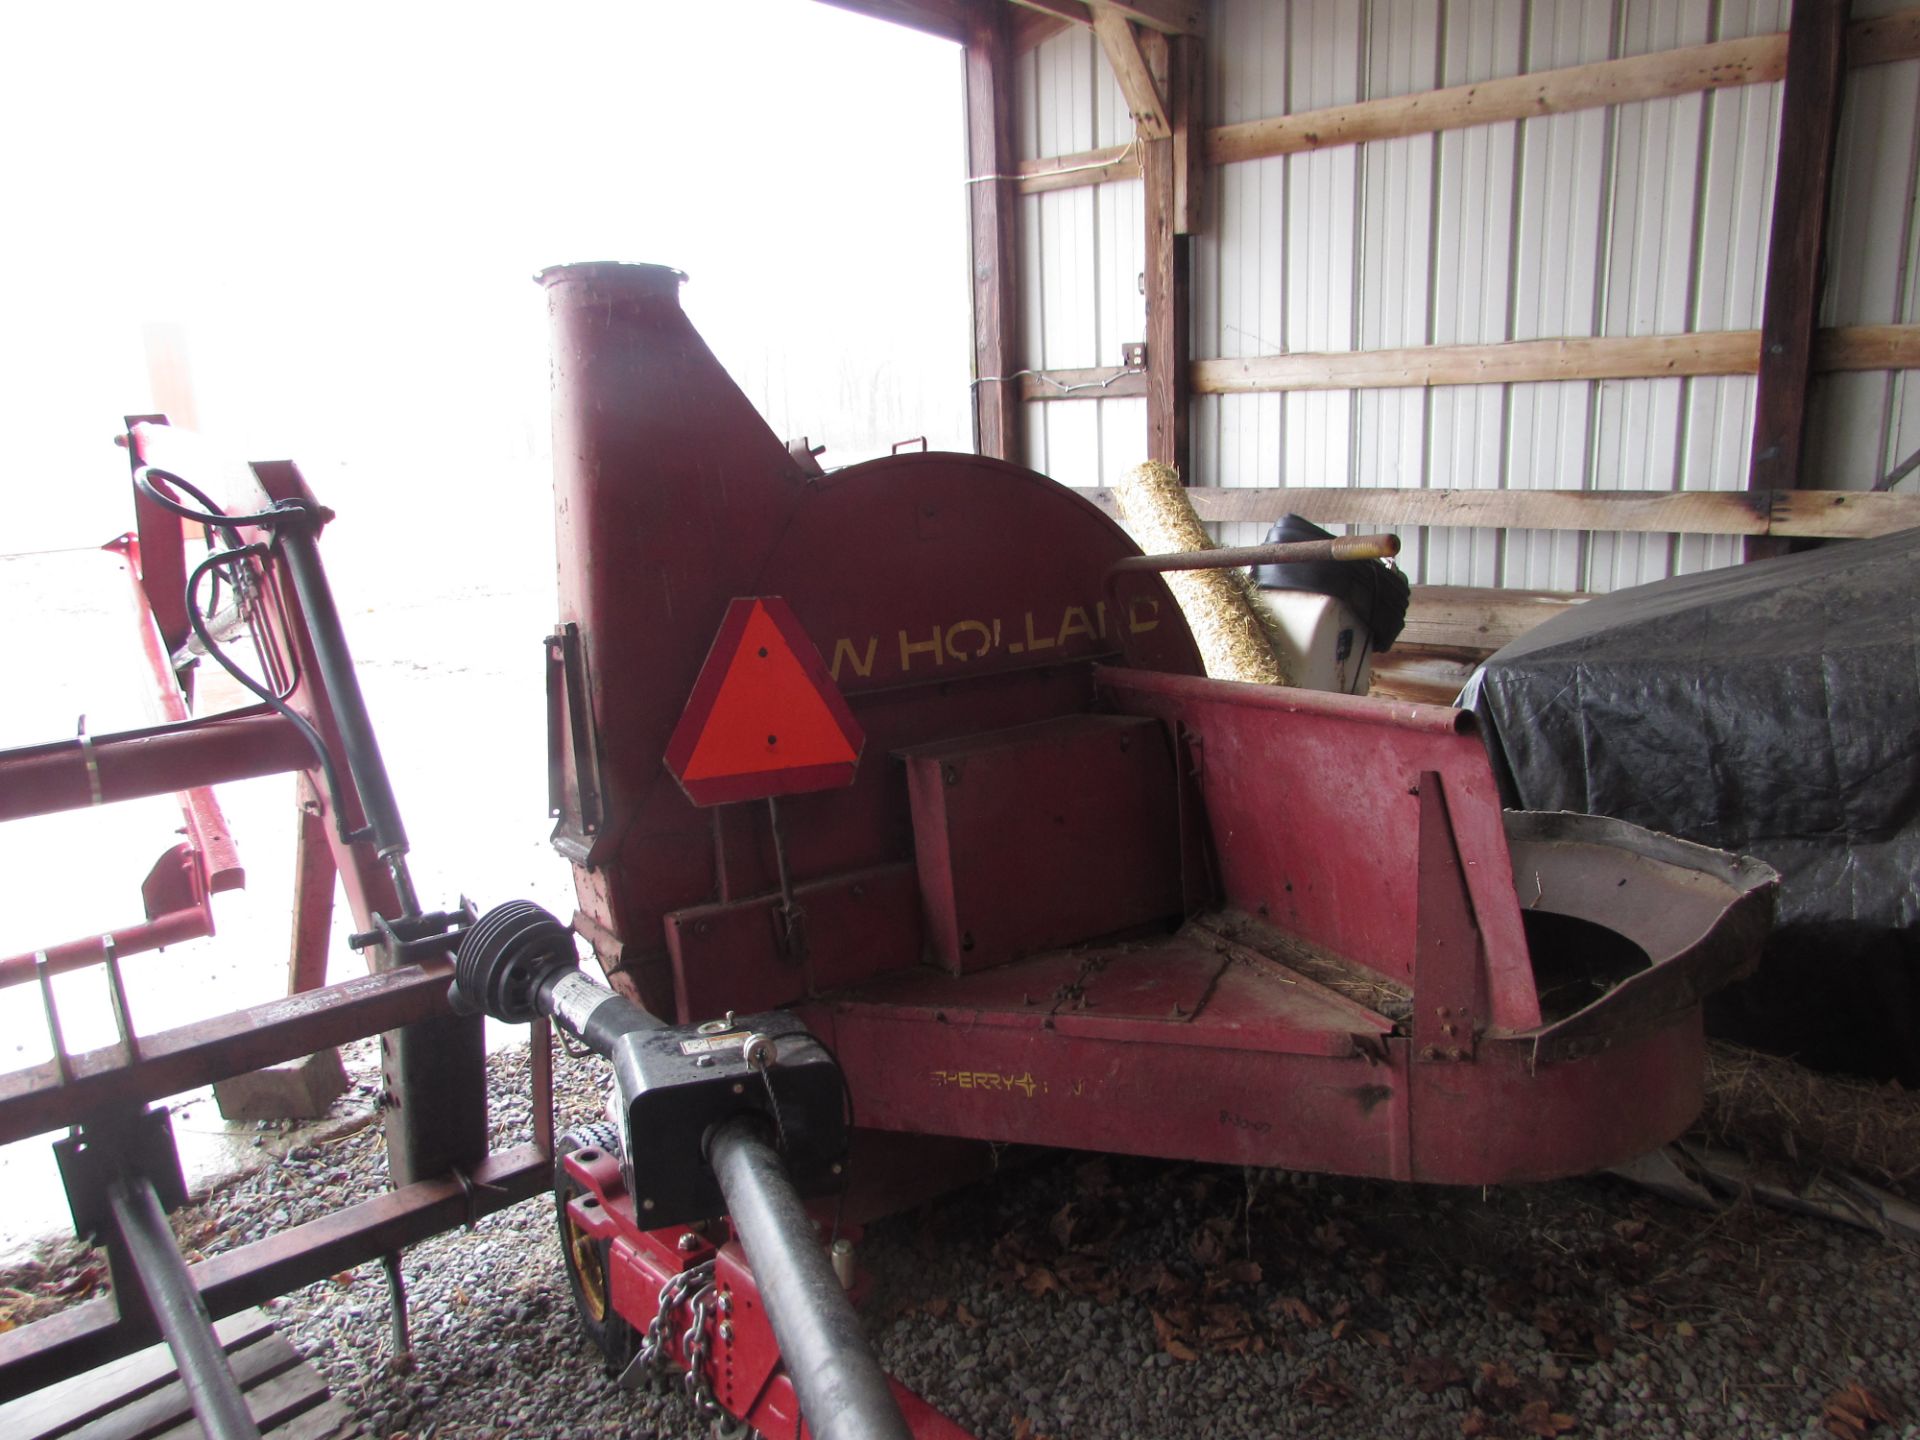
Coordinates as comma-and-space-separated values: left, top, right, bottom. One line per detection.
432, 262, 1777, 1440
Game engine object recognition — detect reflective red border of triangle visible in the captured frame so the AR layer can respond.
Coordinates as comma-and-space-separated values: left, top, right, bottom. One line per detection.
662, 595, 866, 808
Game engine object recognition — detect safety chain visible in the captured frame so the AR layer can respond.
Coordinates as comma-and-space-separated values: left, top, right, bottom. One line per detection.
627, 1258, 716, 1397
681, 1280, 724, 1420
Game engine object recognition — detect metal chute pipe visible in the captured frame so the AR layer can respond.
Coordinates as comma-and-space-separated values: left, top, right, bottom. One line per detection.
707, 1115, 913, 1440
1107, 532, 1402, 578
108, 1172, 263, 1440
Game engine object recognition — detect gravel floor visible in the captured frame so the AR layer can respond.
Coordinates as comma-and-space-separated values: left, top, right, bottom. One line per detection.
5, 1037, 1914, 1440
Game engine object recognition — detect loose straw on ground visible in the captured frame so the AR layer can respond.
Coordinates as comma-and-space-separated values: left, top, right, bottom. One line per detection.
1113, 461, 1292, 686
1697, 1040, 1920, 1198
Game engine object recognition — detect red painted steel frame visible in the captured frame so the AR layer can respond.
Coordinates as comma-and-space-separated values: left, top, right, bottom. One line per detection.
562, 1148, 973, 1439
0, 416, 508, 1405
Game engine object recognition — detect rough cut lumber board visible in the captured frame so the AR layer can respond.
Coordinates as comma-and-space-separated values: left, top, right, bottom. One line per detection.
1142, 28, 1190, 475
1009, 0, 1204, 36
0, 1311, 276, 1439
1190, 332, 1761, 393
1020, 366, 1148, 401
0, 1306, 358, 1440
1368, 646, 1487, 708
1017, 7, 1920, 192
1208, 32, 1785, 165
1024, 324, 1920, 403
1398, 587, 1589, 653
1814, 323, 1920, 371
1018, 143, 1142, 194
1071, 485, 1920, 539
1093, 5, 1170, 138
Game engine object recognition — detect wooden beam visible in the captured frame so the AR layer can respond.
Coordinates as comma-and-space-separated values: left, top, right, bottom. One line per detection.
1007, 0, 1204, 35
1014, 7, 1920, 195
1848, 8, 1920, 65
1093, 5, 1170, 138
1141, 28, 1189, 475
1014, 7, 1075, 51
1018, 142, 1142, 192
1749, 0, 1849, 501
1369, 647, 1487, 708
813, 0, 976, 44
1070, 484, 1920, 539
1193, 332, 1761, 393
1816, 323, 1920, 371
1397, 587, 1590, 653
965, 2, 1023, 461
1212, 32, 1783, 167
1165, 325, 1920, 397
1171, 31, 1204, 233
1771, 487, 1920, 538
1019, 365, 1149, 401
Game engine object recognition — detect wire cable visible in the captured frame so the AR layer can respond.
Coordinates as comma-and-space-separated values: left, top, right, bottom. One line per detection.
185, 544, 363, 844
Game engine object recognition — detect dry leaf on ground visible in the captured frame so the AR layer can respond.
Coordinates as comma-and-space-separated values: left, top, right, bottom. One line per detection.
1823, 1382, 1896, 1439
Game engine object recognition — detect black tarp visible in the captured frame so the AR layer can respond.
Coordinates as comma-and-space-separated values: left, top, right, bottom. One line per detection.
1461, 528, 1920, 1082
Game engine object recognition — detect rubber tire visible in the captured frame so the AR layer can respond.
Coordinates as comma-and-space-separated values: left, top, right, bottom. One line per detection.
555, 1123, 638, 1374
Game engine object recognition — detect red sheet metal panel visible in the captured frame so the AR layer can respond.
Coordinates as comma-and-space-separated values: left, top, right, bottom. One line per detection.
899, 714, 1182, 973
816, 996, 1413, 1180
665, 862, 924, 1020
1097, 666, 1543, 1034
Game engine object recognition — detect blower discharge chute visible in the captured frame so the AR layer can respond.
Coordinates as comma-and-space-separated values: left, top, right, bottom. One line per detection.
456, 262, 1776, 1440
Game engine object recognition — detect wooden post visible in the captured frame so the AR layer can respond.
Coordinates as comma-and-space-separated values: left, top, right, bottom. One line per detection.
1142, 30, 1193, 476
1746, 0, 1849, 554
287, 789, 338, 994
965, 1, 1023, 461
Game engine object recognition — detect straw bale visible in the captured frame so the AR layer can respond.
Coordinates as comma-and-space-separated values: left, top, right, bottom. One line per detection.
1113, 462, 1291, 686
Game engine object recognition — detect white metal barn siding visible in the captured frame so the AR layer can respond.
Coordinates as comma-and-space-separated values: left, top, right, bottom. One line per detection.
1016, 27, 1148, 484
1015, 0, 1920, 594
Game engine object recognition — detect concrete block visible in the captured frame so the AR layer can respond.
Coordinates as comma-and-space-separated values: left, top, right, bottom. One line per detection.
214, 1047, 349, 1122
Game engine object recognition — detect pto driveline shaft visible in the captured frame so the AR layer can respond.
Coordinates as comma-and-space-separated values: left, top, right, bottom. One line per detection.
708, 1116, 912, 1440
531, 966, 663, 1052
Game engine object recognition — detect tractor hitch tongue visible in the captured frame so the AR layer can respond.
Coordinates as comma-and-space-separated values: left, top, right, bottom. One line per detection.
452, 901, 910, 1440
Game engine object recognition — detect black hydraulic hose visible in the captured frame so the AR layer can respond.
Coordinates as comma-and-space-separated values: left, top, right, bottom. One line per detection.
708, 1116, 912, 1440
186, 545, 359, 845
109, 1173, 263, 1440
134, 466, 307, 535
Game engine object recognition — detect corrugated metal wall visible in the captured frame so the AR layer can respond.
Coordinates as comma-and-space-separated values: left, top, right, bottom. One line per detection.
1015, 26, 1148, 482
1015, 0, 1920, 593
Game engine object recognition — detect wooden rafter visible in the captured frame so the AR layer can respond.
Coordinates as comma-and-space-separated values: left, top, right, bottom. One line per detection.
1007, 0, 1203, 37
1092, 5, 1170, 139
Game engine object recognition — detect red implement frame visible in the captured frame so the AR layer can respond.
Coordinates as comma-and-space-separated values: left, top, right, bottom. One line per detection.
0, 418, 509, 1401
561, 1146, 973, 1440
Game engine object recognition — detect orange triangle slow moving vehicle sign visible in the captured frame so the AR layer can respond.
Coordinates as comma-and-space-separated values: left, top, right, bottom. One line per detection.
663, 597, 865, 807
